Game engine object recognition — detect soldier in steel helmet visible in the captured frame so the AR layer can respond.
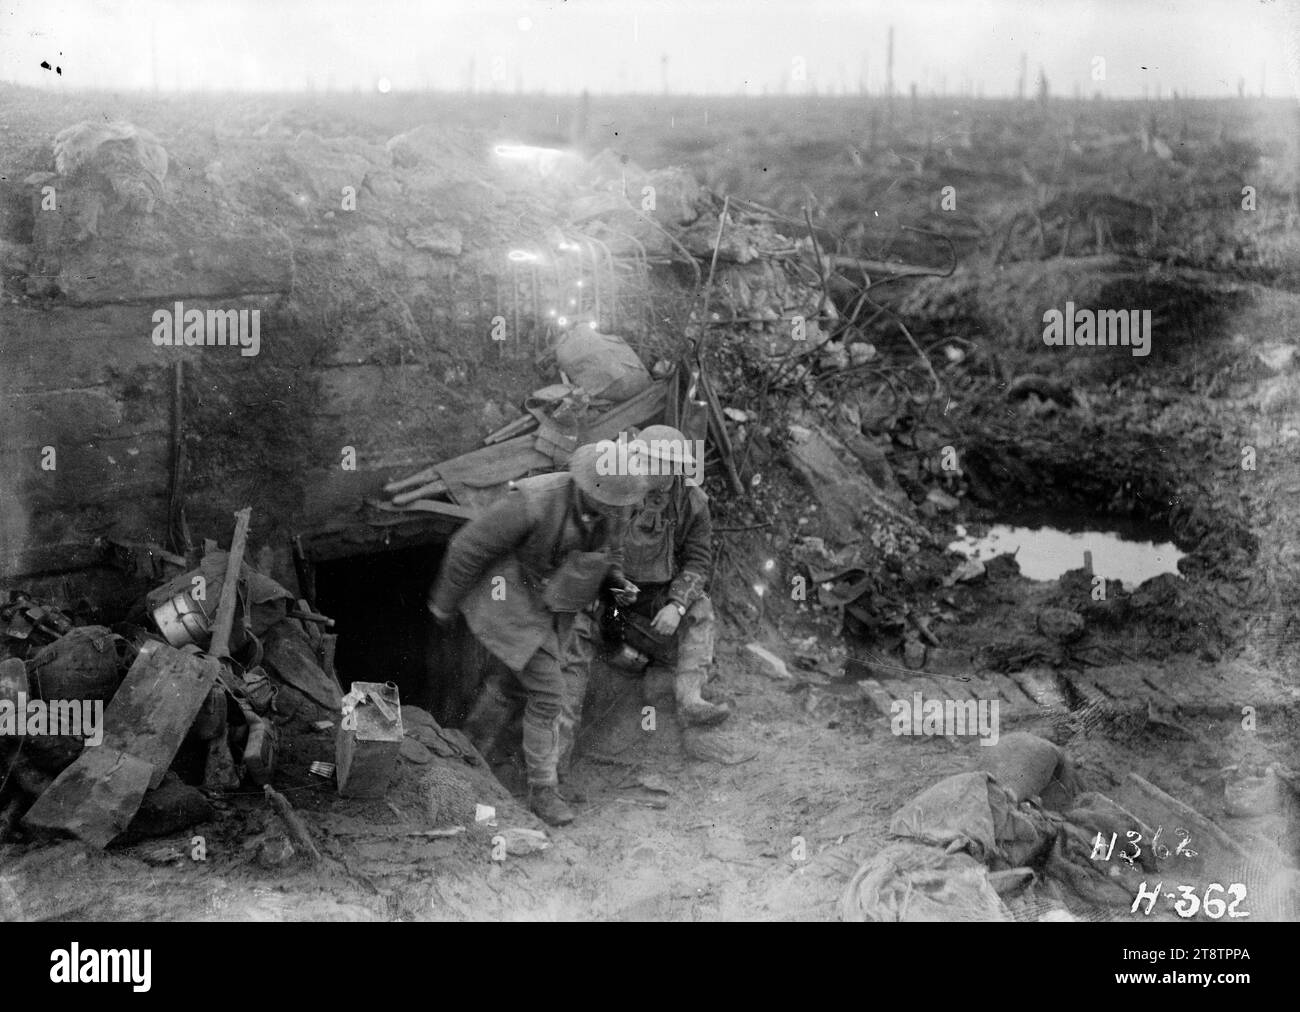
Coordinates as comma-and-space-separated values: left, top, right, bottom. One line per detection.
557, 425, 728, 783
428, 441, 646, 826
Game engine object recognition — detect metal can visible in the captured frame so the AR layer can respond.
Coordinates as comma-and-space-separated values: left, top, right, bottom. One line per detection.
151, 588, 216, 647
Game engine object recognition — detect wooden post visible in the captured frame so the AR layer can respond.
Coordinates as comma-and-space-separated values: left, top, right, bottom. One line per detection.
203, 507, 251, 791
209, 507, 252, 660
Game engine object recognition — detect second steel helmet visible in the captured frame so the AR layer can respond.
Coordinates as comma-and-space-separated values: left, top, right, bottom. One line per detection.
568, 441, 648, 507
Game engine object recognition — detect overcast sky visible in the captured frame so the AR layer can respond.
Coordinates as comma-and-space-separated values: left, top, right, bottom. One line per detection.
2, 0, 1297, 98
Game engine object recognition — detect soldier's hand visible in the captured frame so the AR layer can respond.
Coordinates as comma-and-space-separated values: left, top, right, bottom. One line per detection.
651, 604, 682, 637
428, 601, 455, 627
610, 578, 639, 606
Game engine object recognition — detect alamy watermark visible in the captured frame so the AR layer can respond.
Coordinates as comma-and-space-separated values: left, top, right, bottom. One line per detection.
0, 692, 104, 746
890, 691, 1000, 746
594, 435, 706, 488
151, 301, 260, 357
1042, 302, 1151, 357
50, 944, 151, 991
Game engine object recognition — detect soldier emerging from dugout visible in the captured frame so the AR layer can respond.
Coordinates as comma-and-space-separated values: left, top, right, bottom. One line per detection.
427, 443, 648, 827
558, 425, 730, 780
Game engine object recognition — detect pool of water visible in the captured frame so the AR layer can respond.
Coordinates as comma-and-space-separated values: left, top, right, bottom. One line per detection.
947, 523, 1185, 586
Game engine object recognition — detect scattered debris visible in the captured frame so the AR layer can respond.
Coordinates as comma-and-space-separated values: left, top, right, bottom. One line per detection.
264, 785, 322, 865
943, 559, 986, 587
497, 827, 551, 856
925, 488, 960, 513
745, 643, 793, 680
22, 642, 220, 847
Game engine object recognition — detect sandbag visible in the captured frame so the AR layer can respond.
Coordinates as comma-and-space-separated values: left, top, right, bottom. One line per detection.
841, 842, 1011, 922
555, 324, 651, 402
889, 771, 1058, 868
976, 731, 1079, 811
26, 625, 123, 702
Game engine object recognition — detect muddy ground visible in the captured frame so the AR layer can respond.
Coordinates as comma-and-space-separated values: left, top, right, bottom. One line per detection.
2, 90, 1299, 921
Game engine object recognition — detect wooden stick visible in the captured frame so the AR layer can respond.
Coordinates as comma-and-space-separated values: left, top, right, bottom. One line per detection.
392, 479, 449, 505
906, 608, 941, 647
1126, 772, 1247, 859
483, 414, 538, 445
691, 195, 731, 359
827, 254, 950, 278
264, 785, 322, 864
384, 463, 442, 494
209, 507, 251, 660
697, 364, 745, 495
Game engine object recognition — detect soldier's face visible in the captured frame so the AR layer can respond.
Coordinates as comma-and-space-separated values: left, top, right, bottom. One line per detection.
644, 472, 675, 493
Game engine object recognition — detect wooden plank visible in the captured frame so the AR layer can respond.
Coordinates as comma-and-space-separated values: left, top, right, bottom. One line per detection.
901, 676, 949, 705
1009, 668, 1070, 713
964, 674, 1017, 710
435, 434, 555, 494
985, 673, 1040, 712
1061, 673, 1109, 711
300, 519, 459, 563
21, 746, 155, 848
926, 674, 980, 702
373, 499, 475, 522
209, 507, 251, 660
1078, 665, 1152, 704
101, 642, 222, 790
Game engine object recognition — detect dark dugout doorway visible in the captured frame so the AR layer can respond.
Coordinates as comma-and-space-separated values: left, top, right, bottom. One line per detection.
302, 525, 503, 727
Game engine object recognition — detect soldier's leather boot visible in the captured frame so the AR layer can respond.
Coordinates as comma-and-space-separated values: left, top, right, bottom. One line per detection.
678, 698, 732, 726
675, 669, 731, 727
528, 784, 575, 826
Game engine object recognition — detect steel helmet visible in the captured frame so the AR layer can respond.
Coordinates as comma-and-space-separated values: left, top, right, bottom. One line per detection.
633, 424, 696, 467
568, 441, 648, 507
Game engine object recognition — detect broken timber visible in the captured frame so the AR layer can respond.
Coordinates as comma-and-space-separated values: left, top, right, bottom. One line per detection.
22, 642, 220, 846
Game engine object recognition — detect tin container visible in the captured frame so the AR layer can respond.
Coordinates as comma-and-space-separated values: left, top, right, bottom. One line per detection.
152, 589, 215, 647
335, 681, 403, 798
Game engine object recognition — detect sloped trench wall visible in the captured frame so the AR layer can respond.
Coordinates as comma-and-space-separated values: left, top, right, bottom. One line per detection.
0, 125, 672, 587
